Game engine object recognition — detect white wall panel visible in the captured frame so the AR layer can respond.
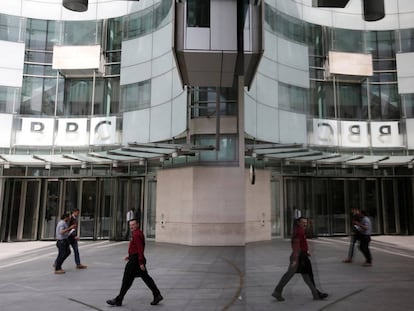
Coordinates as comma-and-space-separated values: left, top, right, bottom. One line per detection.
0, 114, 13, 148
279, 111, 307, 144
122, 110, 150, 144
256, 104, 279, 142
22, 1, 61, 20
150, 102, 172, 141
120, 62, 152, 85
172, 68, 184, 97
396, 53, 414, 94
0, 41, 25, 87
332, 11, 365, 30
171, 93, 187, 137
277, 37, 309, 71
406, 119, 414, 148
151, 72, 172, 107
121, 35, 153, 68
263, 32, 277, 62
398, 0, 414, 11
256, 74, 278, 108
186, 28, 210, 50
364, 13, 400, 31
275, 0, 302, 19
278, 64, 309, 88
258, 57, 278, 79
12, 0, 154, 21
246, 76, 258, 99
153, 24, 173, 58
302, 5, 333, 27
152, 52, 173, 78
244, 94, 258, 139
211, 0, 237, 51
0, 1, 22, 16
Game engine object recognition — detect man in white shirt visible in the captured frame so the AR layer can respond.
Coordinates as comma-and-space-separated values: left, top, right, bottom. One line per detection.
54, 213, 76, 274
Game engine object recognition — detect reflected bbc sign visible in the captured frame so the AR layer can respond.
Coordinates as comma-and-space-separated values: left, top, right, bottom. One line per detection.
312, 119, 403, 148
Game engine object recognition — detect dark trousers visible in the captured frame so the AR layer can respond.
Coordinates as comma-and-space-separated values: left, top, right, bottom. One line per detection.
55, 239, 71, 270
274, 254, 319, 298
116, 254, 161, 302
359, 235, 372, 263
68, 235, 81, 265
347, 233, 360, 259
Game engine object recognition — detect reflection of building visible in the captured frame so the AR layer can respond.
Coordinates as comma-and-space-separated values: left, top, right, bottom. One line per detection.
0, 0, 414, 244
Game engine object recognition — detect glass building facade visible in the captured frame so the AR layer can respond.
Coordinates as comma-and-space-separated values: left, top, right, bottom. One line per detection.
0, 0, 414, 243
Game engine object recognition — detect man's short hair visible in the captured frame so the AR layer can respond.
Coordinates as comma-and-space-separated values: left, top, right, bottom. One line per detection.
61, 213, 69, 220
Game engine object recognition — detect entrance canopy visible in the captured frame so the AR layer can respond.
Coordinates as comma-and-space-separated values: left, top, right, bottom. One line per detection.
246, 143, 414, 171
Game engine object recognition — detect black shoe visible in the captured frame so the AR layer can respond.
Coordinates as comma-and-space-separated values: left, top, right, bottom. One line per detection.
314, 292, 328, 300
106, 298, 122, 306
272, 291, 285, 301
150, 294, 163, 305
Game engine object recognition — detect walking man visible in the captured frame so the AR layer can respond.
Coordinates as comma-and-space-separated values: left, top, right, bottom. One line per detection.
357, 210, 373, 266
54, 213, 76, 274
68, 208, 87, 269
343, 208, 362, 263
124, 207, 135, 240
107, 219, 163, 307
272, 217, 328, 301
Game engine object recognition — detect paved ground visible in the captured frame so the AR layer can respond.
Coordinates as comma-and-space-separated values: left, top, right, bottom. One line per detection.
0, 236, 413, 310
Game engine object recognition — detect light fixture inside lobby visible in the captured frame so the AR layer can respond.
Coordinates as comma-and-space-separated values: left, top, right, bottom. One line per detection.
63, 0, 140, 12
63, 0, 88, 12
313, 0, 385, 22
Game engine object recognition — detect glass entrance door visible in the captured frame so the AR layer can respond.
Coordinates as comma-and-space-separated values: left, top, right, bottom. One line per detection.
96, 179, 113, 239
117, 178, 144, 240
80, 180, 97, 238
41, 180, 62, 239
22, 180, 41, 240
2, 179, 41, 241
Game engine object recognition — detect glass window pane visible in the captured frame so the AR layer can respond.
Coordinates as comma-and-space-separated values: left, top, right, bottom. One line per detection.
403, 94, 414, 118
187, 0, 210, 27
21, 77, 44, 115
61, 79, 92, 116
331, 28, 363, 53
0, 14, 21, 42
121, 80, 151, 112
400, 29, 414, 53
338, 83, 365, 119
64, 20, 102, 45
0, 86, 20, 113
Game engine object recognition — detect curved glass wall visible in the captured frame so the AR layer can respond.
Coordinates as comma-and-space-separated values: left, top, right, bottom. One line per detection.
0, 0, 176, 153
263, 3, 401, 123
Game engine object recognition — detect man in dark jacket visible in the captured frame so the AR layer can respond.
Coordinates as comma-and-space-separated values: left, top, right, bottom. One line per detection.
272, 217, 328, 301
107, 219, 163, 307
67, 208, 87, 269
343, 208, 362, 263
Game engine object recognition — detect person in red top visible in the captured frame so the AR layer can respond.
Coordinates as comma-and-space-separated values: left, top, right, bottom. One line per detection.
272, 217, 328, 301
107, 219, 163, 307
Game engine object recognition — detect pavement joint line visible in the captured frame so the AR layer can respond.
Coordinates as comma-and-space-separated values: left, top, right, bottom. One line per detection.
68, 298, 105, 311
314, 238, 414, 258
220, 256, 244, 311
317, 287, 367, 311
